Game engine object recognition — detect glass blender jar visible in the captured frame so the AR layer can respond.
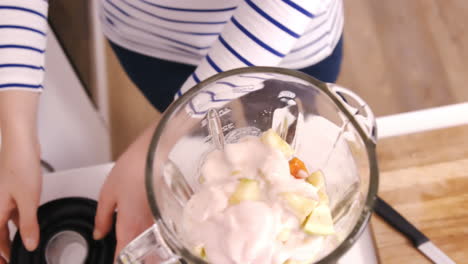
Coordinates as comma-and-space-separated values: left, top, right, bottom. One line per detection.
117, 67, 379, 264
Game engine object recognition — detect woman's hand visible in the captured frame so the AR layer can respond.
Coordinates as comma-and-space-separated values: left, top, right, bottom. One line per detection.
93, 123, 157, 260
0, 135, 42, 263
0, 91, 42, 263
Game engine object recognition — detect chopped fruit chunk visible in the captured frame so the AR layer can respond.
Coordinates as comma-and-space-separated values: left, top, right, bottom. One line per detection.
194, 245, 207, 259
306, 170, 325, 188
199, 175, 206, 184
229, 178, 260, 205
261, 129, 294, 158
289, 157, 309, 179
283, 259, 314, 264
231, 170, 241, 176
302, 204, 335, 235
317, 189, 330, 205
281, 192, 318, 221
277, 228, 291, 242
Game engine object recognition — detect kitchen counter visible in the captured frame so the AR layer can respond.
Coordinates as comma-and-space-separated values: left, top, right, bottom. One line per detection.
371, 124, 468, 263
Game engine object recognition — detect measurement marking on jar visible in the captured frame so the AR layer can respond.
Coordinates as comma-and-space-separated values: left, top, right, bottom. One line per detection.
201, 108, 232, 127
222, 123, 235, 132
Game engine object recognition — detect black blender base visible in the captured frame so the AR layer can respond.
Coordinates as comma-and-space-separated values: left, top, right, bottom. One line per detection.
10, 197, 116, 264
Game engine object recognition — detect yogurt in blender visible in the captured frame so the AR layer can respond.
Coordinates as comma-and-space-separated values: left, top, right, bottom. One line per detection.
182, 129, 335, 264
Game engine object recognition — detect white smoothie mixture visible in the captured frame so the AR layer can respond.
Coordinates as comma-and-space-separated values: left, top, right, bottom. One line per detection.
182, 129, 335, 264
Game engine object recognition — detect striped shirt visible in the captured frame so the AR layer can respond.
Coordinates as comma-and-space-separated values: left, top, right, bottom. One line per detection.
0, 0, 343, 95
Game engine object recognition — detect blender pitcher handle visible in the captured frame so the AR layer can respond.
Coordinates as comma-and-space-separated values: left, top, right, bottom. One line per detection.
116, 224, 180, 264
327, 83, 378, 143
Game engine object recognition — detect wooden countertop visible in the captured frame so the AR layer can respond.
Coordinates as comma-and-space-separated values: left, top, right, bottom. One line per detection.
370, 125, 468, 263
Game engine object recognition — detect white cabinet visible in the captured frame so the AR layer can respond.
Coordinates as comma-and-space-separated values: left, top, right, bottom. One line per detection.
37, 26, 111, 171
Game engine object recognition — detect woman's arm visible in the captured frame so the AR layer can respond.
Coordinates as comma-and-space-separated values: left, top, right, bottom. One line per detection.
0, 0, 48, 92
0, 0, 49, 259
0, 91, 42, 260
178, 0, 330, 93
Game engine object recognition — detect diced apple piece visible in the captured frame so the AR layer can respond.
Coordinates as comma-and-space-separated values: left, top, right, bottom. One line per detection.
277, 228, 291, 242
317, 189, 330, 205
229, 178, 260, 205
260, 129, 294, 158
198, 175, 206, 184
306, 170, 324, 188
194, 245, 207, 259
302, 204, 335, 235
281, 192, 318, 221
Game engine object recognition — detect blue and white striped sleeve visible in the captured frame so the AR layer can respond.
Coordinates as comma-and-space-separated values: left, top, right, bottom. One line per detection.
0, 0, 49, 92
178, 0, 328, 94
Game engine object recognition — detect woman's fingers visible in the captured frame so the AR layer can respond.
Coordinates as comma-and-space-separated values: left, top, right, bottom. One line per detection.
0, 197, 14, 260
15, 195, 40, 252
113, 198, 154, 262
0, 224, 11, 262
11, 210, 19, 230
94, 186, 116, 241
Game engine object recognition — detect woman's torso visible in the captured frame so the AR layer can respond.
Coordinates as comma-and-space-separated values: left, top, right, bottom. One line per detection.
99, 0, 343, 69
